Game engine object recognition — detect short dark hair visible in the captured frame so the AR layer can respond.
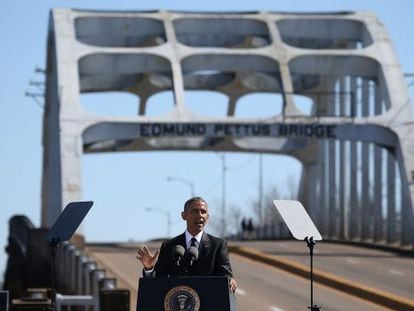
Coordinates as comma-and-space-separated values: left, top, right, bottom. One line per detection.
183, 197, 208, 212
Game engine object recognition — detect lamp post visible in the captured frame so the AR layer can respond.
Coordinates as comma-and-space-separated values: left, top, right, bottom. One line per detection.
146, 207, 171, 237
167, 176, 195, 197
217, 152, 227, 237
259, 153, 264, 226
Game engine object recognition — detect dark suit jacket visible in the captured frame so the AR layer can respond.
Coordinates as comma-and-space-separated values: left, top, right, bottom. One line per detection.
146, 232, 233, 278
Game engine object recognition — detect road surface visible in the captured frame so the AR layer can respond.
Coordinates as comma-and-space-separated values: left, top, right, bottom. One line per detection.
87, 242, 399, 310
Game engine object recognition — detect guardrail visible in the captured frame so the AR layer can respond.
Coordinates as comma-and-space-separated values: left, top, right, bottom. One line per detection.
55, 241, 129, 311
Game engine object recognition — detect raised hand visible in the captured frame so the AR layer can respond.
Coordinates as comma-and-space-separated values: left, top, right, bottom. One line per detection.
136, 245, 160, 270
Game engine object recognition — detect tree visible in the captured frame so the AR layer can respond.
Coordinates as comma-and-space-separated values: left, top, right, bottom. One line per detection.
206, 199, 243, 237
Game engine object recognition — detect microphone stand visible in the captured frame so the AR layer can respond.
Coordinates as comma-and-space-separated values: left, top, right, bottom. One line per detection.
305, 236, 320, 311
176, 257, 188, 277
184, 246, 198, 277
183, 257, 194, 277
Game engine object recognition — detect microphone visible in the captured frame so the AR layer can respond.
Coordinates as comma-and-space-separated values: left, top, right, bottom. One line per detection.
172, 245, 185, 267
187, 246, 199, 267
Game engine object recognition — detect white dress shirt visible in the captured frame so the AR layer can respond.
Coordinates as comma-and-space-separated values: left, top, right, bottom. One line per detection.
185, 230, 203, 249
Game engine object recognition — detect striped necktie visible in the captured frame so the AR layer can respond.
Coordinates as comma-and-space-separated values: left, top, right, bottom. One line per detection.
190, 237, 197, 248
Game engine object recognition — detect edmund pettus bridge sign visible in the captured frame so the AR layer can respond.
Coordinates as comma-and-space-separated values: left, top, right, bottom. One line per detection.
84, 122, 337, 139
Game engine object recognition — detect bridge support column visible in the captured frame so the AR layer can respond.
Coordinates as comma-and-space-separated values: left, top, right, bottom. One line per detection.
302, 161, 319, 222
360, 80, 372, 241
374, 86, 384, 241
318, 79, 337, 239
401, 186, 414, 246
349, 139, 358, 240
41, 21, 83, 228
328, 127, 337, 237
349, 77, 359, 240
318, 141, 328, 236
387, 151, 397, 244
338, 77, 348, 240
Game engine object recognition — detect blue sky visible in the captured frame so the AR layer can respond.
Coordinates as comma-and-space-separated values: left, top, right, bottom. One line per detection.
1, 0, 414, 282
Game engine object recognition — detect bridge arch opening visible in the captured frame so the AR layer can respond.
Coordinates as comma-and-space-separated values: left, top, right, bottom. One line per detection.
236, 93, 283, 118
81, 151, 302, 241
277, 18, 373, 49
75, 16, 166, 47
80, 91, 139, 116
184, 90, 228, 117
174, 18, 271, 48
291, 94, 313, 116
78, 53, 172, 94
146, 90, 176, 116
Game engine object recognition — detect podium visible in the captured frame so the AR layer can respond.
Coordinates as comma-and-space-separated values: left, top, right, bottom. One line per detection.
136, 276, 236, 311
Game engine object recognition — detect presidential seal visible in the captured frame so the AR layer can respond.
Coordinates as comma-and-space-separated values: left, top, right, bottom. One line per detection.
164, 285, 200, 311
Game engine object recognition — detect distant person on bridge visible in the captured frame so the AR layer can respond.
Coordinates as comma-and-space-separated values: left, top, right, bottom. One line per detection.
247, 218, 254, 240
241, 217, 247, 240
136, 196, 237, 292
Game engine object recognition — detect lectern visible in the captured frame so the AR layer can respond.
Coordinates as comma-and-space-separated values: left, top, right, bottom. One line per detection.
136, 277, 236, 311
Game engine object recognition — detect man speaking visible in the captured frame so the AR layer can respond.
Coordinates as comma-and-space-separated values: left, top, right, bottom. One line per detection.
136, 197, 237, 292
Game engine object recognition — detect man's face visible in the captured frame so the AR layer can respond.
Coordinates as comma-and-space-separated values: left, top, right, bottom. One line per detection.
181, 200, 209, 236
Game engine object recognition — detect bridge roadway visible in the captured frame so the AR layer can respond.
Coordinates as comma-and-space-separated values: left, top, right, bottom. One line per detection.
85, 240, 414, 311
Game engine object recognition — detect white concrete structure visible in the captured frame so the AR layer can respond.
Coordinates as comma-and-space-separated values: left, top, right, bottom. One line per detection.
42, 9, 414, 248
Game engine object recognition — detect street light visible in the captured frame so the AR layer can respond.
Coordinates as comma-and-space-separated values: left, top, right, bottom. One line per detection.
258, 153, 264, 227
167, 176, 195, 197
146, 207, 172, 237
216, 152, 227, 237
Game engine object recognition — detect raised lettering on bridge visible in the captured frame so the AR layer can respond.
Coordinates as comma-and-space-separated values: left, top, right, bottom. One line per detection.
138, 123, 337, 139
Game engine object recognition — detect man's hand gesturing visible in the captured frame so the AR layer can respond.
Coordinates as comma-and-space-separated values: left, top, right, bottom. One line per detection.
136, 245, 159, 270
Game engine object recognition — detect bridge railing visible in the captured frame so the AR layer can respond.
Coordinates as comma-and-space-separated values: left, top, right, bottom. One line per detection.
4, 215, 130, 310
55, 241, 129, 311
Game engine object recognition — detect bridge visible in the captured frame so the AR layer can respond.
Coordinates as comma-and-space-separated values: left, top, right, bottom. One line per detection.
3, 8, 414, 311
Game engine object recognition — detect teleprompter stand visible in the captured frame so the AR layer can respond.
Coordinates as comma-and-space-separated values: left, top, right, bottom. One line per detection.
305, 236, 320, 311
273, 200, 322, 311
46, 201, 93, 311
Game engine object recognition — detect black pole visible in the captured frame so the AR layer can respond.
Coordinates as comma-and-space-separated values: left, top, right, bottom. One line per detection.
49, 238, 61, 311
305, 236, 320, 311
